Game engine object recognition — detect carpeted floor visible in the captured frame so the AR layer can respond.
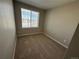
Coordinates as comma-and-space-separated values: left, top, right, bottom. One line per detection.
14, 34, 66, 59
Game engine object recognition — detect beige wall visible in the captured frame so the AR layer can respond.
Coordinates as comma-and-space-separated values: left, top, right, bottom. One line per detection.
45, 1, 79, 47
0, 0, 16, 59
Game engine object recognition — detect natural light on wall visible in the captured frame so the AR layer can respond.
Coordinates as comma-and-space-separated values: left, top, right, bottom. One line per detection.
21, 8, 40, 28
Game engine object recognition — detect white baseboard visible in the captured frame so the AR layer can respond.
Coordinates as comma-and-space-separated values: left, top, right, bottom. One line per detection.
43, 33, 68, 48
18, 32, 43, 37
17, 32, 68, 48
12, 37, 17, 59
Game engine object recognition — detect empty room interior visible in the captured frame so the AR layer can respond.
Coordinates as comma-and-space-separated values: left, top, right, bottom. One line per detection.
0, 0, 79, 59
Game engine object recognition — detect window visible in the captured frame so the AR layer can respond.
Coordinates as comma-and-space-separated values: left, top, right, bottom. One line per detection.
21, 8, 40, 28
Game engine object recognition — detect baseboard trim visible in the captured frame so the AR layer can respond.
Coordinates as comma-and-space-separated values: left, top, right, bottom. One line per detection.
12, 37, 17, 59
17, 32, 43, 37
43, 33, 68, 48
17, 32, 68, 48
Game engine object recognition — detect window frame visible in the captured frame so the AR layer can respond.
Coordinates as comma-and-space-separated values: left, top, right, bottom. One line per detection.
21, 8, 40, 29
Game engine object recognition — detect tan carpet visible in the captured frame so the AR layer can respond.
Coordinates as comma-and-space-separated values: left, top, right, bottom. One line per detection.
14, 34, 66, 59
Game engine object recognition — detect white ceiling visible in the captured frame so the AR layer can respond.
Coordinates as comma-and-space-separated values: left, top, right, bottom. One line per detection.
17, 0, 77, 9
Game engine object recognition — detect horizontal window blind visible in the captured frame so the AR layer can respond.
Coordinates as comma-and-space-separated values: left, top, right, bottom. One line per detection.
21, 8, 40, 28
